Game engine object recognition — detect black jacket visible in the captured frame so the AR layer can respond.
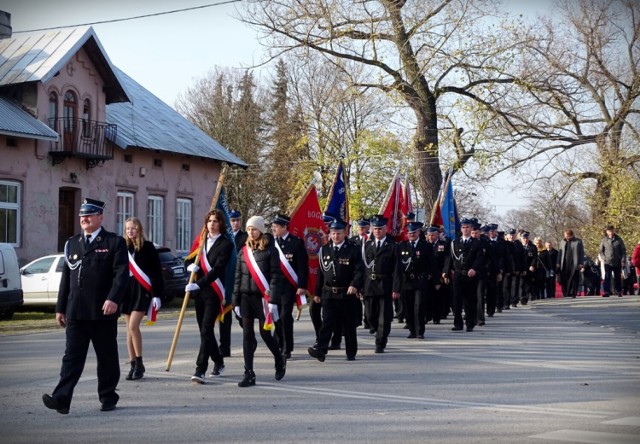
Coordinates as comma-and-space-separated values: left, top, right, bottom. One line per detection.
315, 241, 364, 299
57, 228, 129, 320
363, 236, 397, 297
447, 237, 484, 281
232, 230, 248, 252
128, 240, 164, 298
186, 235, 234, 299
393, 239, 436, 291
232, 241, 283, 305
271, 233, 309, 303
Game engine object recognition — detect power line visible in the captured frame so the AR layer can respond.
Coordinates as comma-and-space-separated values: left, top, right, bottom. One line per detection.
12, 0, 243, 33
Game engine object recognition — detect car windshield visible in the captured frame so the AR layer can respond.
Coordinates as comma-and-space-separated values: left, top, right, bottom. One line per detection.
157, 249, 178, 263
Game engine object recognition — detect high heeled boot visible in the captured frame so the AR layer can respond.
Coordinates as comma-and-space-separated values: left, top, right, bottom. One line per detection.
131, 356, 145, 380
238, 369, 256, 387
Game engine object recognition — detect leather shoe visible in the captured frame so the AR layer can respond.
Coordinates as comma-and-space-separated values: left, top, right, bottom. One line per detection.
417, 334, 424, 339
328, 343, 341, 350
466, 327, 474, 332
451, 326, 463, 331
307, 346, 326, 362
284, 351, 292, 360
100, 402, 117, 412
346, 355, 356, 361
375, 347, 384, 353
406, 333, 416, 339
42, 394, 69, 415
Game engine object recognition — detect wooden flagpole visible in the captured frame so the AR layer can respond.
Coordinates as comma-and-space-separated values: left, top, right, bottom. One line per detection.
165, 164, 228, 371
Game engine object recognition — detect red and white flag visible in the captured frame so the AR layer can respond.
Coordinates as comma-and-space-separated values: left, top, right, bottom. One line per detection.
289, 184, 326, 307
379, 172, 405, 241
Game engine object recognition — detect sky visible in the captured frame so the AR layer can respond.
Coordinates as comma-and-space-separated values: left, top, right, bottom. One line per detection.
5, 0, 556, 218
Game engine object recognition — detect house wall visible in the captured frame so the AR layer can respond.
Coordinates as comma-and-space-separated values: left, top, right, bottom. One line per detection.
0, 48, 223, 265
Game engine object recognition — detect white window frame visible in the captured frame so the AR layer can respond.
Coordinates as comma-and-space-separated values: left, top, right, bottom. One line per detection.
116, 191, 134, 236
176, 198, 192, 253
147, 195, 164, 246
0, 180, 21, 246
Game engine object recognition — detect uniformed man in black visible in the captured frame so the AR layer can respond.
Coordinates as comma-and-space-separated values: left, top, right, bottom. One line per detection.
219, 209, 247, 357
520, 231, 538, 305
271, 214, 309, 359
393, 221, 435, 339
363, 215, 397, 353
349, 218, 370, 329
447, 217, 484, 332
308, 219, 364, 361
501, 229, 517, 310
425, 226, 449, 324
509, 229, 526, 307
486, 224, 506, 315
472, 223, 490, 326
43, 198, 128, 414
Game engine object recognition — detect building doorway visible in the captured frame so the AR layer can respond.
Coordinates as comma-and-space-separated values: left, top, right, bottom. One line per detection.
58, 188, 78, 252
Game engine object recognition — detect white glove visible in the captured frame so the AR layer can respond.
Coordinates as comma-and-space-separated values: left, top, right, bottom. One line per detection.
185, 282, 200, 292
234, 306, 241, 317
186, 263, 199, 273
268, 303, 279, 322
151, 297, 161, 310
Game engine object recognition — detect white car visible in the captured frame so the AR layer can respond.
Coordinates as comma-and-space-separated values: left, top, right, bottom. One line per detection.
20, 254, 64, 306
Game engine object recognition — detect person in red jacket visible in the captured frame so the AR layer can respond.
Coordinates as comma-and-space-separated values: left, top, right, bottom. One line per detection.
632, 241, 640, 294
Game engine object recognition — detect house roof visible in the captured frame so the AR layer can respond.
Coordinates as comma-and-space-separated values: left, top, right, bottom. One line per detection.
0, 96, 58, 141
106, 67, 247, 168
0, 26, 128, 103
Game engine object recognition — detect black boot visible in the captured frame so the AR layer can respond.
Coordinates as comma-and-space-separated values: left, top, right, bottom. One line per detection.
125, 360, 135, 380
238, 369, 256, 387
131, 356, 145, 380
275, 355, 286, 381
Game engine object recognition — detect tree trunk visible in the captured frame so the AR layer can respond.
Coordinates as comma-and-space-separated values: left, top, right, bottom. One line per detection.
414, 108, 441, 218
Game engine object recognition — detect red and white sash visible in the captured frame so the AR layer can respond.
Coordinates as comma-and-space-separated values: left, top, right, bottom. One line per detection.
274, 240, 308, 309
128, 251, 152, 293
199, 245, 226, 314
243, 246, 275, 331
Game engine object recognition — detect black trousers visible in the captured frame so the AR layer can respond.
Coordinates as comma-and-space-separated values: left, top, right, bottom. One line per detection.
52, 318, 120, 408
476, 278, 486, 324
310, 297, 323, 340
218, 309, 232, 356
452, 278, 478, 330
276, 298, 295, 354
486, 278, 498, 315
403, 288, 426, 336
194, 293, 223, 373
545, 276, 556, 299
241, 317, 281, 371
366, 295, 393, 349
560, 270, 580, 297
316, 296, 359, 358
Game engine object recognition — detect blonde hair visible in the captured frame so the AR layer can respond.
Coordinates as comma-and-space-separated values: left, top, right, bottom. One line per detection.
247, 232, 269, 251
124, 217, 146, 252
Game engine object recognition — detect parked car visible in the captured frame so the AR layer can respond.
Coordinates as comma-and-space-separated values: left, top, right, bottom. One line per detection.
155, 246, 188, 303
20, 246, 187, 307
0, 243, 23, 319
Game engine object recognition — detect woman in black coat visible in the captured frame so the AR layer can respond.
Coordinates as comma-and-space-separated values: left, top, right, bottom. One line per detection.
184, 209, 234, 384
232, 215, 286, 387
122, 217, 164, 380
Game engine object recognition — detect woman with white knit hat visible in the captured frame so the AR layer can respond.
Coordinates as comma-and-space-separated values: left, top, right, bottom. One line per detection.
232, 215, 286, 387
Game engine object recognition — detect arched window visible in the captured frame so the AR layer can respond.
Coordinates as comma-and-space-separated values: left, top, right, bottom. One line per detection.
62, 90, 78, 150
82, 98, 91, 137
48, 92, 58, 131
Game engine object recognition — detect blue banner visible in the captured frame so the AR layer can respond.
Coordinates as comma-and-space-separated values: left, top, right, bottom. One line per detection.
324, 161, 349, 223
441, 174, 459, 240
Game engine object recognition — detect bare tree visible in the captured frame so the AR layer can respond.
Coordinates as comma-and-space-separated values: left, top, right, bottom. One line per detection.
240, 0, 525, 216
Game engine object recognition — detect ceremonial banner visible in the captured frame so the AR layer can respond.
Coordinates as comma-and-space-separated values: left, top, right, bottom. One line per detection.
399, 173, 413, 240
324, 160, 350, 223
290, 184, 326, 306
379, 171, 404, 241
440, 169, 459, 240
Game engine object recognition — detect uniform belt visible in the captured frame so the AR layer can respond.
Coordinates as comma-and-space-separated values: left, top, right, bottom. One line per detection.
370, 273, 389, 280
325, 285, 348, 294
408, 273, 427, 279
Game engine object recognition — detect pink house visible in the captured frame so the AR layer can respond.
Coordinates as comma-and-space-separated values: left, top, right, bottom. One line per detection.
0, 26, 246, 264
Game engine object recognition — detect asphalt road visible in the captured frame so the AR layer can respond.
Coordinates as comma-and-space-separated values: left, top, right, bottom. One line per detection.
0, 295, 638, 444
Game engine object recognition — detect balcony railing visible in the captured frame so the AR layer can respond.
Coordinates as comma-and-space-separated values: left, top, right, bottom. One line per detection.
48, 118, 117, 168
